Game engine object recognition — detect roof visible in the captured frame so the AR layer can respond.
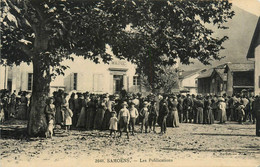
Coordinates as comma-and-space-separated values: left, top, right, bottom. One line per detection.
247, 17, 260, 59
225, 63, 254, 72
214, 69, 227, 81
197, 69, 214, 79
179, 69, 202, 79
196, 62, 230, 79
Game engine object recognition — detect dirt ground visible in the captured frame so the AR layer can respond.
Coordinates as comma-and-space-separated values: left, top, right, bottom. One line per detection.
0, 119, 260, 167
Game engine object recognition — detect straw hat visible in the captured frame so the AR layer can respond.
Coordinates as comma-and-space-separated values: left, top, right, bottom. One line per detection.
143, 101, 149, 106
122, 101, 128, 107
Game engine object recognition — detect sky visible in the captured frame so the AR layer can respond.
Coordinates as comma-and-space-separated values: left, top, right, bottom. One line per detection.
232, 0, 260, 16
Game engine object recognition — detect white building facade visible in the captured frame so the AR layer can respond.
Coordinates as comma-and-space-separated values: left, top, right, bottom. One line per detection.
0, 56, 142, 95
247, 17, 260, 96
63, 56, 141, 94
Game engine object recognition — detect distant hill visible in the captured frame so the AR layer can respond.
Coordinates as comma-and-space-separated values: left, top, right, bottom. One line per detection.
179, 5, 259, 71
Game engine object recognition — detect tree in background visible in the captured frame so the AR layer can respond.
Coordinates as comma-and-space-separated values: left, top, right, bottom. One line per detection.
1, 0, 234, 136
111, 0, 234, 91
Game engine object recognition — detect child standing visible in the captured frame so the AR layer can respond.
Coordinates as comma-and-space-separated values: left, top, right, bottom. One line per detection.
63, 102, 73, 132
118, 101, 130, 139
44, 97, 56, 138
109, 111, 118, 138
139, 101, 149, 133
129, 102, 139, 136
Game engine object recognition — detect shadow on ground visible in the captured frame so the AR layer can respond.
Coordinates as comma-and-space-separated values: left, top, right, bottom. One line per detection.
192, 133, 256, 137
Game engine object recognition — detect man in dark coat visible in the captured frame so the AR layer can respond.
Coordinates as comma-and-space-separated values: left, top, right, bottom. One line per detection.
160, 99, 169, 134
253, 96, 260, 136
183, 94, 192, 123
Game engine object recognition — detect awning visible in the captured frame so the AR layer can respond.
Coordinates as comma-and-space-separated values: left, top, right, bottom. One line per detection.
233, 86, 254, 88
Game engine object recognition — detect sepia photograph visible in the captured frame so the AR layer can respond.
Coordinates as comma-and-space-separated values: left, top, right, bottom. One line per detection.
0, 0, 260, 166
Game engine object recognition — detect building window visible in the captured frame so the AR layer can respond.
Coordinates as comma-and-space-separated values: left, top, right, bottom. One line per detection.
133, 76, 140, 86
93, 74, 104, 92
73, 73, 77, 90
28, 73, 33, 90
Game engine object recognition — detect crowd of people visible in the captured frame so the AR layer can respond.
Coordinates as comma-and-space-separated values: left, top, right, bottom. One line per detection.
1, 89, 260, 137
0, 90, 30, 122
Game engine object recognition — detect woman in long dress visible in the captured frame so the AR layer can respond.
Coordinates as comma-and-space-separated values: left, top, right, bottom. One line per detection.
204, 95, 214, 124
86, 94, 96, 130
94, 96, 107, 130
76, 95, 89, 128
172, 97, 180, 127
218, 97, 227, 123
54, 91, 63, 125
196, 95, 204, 124
102, 95, 113, 130
167, 96, 179, 128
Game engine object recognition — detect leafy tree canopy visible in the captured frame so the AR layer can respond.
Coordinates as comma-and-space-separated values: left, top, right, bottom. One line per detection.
1, 0, 234, 71
1, 0, 234, 136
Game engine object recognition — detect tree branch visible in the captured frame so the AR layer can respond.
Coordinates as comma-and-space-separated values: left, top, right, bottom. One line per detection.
18, 43, 34, 58
5, 0, 35, 31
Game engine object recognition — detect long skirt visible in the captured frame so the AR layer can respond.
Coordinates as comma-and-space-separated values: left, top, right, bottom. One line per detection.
76, 107, 86, 128
16, 104, 27, 120
196, 107, 204, 124
93, 108, 106, 130
9, 105, 16, 118
86, 109, 94, 130
172, 110, 180, 127
218, 109, 227, 123
166, 110, 174, 127
102, 110, 111, 130
55, 105, 63, 124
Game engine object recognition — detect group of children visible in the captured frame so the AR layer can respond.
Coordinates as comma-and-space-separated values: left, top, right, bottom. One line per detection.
109, 101, 153, 139
44, 97, 73, 138
44, 95, 162, 139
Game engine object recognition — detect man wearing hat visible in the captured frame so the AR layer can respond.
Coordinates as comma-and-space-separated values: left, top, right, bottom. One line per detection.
129, 102, 139, 135
183, 94, 192, 123
118, 101, 130, 139
149, 100, 158, 133
139, 101, 150, 133
160, 99, 169, 134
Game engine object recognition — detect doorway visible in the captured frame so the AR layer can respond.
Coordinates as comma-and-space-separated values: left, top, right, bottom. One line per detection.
113, 75, 123, 94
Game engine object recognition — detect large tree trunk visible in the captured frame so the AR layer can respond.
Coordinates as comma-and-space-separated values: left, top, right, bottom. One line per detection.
27, 57, 51, 136
27, 23, 51, 136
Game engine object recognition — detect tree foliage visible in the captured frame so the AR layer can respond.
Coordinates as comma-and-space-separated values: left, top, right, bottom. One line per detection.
2, 0, 234, 71
108, 0, 234, 90
1, 0, 234, 135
